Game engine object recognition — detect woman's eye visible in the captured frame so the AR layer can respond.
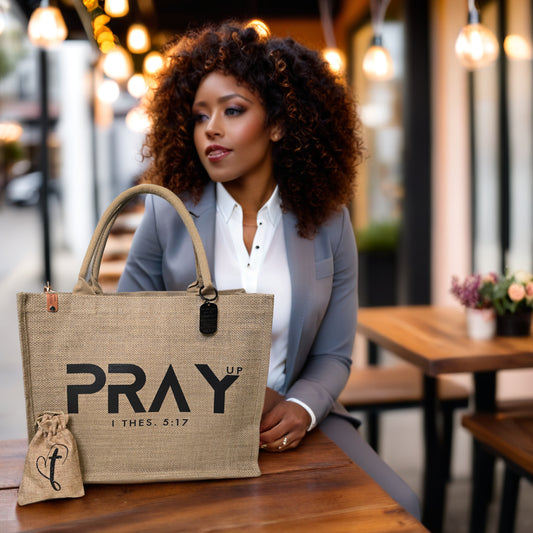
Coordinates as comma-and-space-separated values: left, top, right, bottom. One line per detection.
225, 107, 244, 117
193, 113, 208, 123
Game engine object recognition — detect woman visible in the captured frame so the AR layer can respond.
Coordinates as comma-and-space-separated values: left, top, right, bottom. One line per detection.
118, 21, 420, 519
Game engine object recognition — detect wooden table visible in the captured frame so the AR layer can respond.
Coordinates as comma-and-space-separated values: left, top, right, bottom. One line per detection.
357, 305, 533, 533
0, 430, 426, 532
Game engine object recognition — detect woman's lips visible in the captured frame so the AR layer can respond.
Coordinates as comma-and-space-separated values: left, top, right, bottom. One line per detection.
206, 145, 231, 162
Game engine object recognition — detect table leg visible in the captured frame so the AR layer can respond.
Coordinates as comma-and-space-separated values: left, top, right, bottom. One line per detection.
469, 372, 497, 533
473, 372, 496, 412
498, 464, 520, 533
367, 341, 380, 451
469, 440, 496, 533
422, 374, 447, 533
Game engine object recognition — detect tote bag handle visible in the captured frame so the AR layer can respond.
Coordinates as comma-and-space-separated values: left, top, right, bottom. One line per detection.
73, 184, 215, 297
86, 186, 204, 294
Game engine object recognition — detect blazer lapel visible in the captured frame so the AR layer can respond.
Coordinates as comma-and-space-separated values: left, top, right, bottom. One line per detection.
184, 182, 217, 278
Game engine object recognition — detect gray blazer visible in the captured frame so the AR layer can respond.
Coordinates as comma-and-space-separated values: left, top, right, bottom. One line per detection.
117, 182, 358, 426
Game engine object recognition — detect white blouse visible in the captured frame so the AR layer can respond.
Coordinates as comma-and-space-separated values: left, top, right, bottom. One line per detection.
214, 183, 316, 428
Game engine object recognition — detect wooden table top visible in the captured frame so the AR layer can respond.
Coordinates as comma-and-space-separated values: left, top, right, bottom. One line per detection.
357, 306, 533, 376
0, 431, 426, 532
462, 410, 533, 474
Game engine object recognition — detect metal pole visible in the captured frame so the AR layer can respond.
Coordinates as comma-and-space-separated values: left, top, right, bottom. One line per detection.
497, 0, 510, 273
39, 48, 52, 284
90, 67, 100, 223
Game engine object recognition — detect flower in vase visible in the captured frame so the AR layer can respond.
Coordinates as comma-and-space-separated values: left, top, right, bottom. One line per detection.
450, 273, 496, 309
526, 282, 533, 302
508, 283, 526, 302
488, 270, 533, 316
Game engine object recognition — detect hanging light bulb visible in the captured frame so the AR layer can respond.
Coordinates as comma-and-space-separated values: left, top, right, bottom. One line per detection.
127, 23, 151, 54
95, 26, 115, 53
323, 48, 346, 75
97, 79, 120, 103
0, 121, 23, 143
104, 0, 129, 18
319, 0, 348, 78
245, 19, 270, 40
127, 73, 148, 99
102, 45, 133, 82
503, 35, 531, 60
125, 105, 150, 133
27, 0, 68, 49
143, 51, 163, 76
455, 4, 499, 70
362, 0, 394, 81
363, 35, 394, 80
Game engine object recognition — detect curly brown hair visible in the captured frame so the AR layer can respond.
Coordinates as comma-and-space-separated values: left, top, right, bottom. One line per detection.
142, 21, 363, 238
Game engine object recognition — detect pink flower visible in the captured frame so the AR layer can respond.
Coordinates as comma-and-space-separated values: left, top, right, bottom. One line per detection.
508, 283, 526, 302
526, 282, 533, 299
482, 272, 498, 284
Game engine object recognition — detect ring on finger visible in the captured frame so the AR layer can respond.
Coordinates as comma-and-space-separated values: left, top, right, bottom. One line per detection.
278, 436, 288, 450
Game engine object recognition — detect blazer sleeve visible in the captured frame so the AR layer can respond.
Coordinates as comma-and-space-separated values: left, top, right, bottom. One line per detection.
117, 195, 166, 292
285, 208, 358, 425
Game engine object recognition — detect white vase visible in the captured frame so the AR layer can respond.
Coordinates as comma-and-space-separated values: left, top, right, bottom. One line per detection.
465, 308, 496, 340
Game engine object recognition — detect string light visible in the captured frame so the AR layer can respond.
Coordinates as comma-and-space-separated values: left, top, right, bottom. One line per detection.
455, 0, 498, 70
362, 0, 394, 81
82, 1, 117, 53
104, 0, 129, 18
127, 23, 150, 54
125, 105, 150, 133
97, 79, 120, 103
143, 51, 163, 76
362, 35, 394, 80
245, 19, 270, 39
27, 0, 67, 49
0, 121, 23, 143
102, 45, 133, 82
318, 0, 347, 78
127, 73, 147, 98
503, 35, 531, 60
323, 48, 345, 75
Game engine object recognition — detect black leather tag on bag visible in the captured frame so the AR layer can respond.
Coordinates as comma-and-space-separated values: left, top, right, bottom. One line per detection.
200, 301, 218, 335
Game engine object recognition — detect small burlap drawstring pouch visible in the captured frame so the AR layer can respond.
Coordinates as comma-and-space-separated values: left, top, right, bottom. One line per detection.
18, 412, 84, 506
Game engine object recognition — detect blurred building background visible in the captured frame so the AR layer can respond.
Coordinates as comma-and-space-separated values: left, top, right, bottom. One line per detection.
1, 1, 533, 531
2, 0, 530, 304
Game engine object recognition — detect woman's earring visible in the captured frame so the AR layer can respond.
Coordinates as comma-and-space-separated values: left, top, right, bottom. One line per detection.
271, 124, 283, 143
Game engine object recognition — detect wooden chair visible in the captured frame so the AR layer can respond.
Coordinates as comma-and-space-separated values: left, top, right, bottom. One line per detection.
339, 357, 471, 479
462, 408, 533, 533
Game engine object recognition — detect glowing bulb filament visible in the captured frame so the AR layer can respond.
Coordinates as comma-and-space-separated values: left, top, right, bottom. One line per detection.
363, 41, 394, 81
323, 48, 345, 75
246, 19, 270, 39
455, 10, 499, 70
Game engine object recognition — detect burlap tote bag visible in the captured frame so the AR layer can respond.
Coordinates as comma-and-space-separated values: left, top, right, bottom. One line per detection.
18, 412, 84, 506
17, 184, 273, 483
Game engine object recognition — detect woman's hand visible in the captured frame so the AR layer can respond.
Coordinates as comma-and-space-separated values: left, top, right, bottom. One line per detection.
260, 387, 311, 452
262, 387, 285, 413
